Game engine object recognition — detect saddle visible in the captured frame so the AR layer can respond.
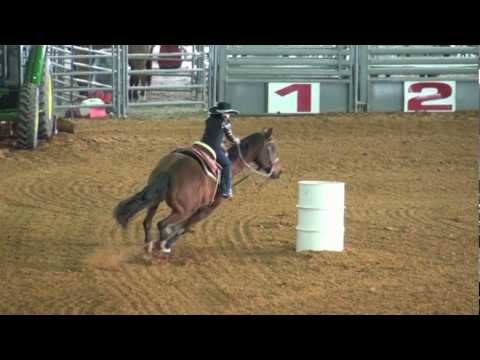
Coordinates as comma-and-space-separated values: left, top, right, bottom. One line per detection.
174, 141, 222, 205
174, 141, 222, 183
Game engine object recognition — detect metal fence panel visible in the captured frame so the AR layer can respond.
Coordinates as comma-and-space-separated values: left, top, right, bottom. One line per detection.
49, 45, 121, 116
48, 45, 479, 117
366, 45, 479, 112
49, 45, 210, 117
219, 45, 355, 114
125, 45, 209, 112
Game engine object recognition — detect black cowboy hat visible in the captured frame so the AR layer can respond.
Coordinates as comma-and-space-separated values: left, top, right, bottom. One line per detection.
209, 102, 240, 115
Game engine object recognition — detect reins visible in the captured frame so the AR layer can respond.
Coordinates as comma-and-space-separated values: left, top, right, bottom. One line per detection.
235, 141, 278, 178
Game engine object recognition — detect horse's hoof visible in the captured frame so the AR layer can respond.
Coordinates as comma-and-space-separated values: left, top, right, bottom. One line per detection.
160, 241, 171, 254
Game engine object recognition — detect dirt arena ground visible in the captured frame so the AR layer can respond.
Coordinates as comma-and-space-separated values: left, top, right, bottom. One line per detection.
0, 111, 478, 314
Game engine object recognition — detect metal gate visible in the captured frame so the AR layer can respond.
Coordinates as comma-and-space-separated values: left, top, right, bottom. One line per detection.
213, 45, 355, 114
49, 45, 210, 118
48, 45, 479, 117
122, 45, 209, 115
358, 45, 479, 112
214, 45, 479, 114
49, 45, 123, 117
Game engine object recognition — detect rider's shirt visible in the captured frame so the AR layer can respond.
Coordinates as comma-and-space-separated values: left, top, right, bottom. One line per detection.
201, 114, 236, 150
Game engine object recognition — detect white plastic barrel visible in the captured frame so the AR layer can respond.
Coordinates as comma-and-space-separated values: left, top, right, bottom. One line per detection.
296, 181, 345, 252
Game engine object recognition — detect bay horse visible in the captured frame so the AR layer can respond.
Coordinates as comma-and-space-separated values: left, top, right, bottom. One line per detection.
114, 128, 282, 254
128, 45, 154, 102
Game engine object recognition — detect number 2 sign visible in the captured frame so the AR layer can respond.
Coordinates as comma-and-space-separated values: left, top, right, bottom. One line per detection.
268, 83, 320, 114
404, 81, 456, 112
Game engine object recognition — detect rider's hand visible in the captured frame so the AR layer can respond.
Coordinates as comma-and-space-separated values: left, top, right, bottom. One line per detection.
234, 137, 241, 145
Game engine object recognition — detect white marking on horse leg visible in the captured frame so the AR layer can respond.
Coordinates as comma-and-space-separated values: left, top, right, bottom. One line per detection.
146, 241, 154, 254
160, 241, 171, 254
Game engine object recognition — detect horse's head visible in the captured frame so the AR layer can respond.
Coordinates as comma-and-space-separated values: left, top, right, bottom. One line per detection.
256, 128, 282, 179
231, 128, 282, 179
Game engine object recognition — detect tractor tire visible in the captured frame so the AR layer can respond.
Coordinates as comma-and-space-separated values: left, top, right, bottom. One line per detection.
38, 62, 56, 141
15, 83, 39, 150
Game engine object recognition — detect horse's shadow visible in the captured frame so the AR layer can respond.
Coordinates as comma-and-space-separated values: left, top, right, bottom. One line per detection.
126, 250, 198, 267
222, 245, 296, 260
125, 243, 298, 267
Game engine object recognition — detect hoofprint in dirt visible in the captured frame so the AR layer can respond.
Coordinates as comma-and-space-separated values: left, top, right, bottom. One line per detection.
0, 112, 477, 314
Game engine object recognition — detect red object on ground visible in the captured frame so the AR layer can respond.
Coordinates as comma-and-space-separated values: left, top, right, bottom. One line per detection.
89, 107, 107, 119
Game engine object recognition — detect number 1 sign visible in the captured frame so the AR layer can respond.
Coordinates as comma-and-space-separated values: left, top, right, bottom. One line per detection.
268, 83, 320, 114
404, 81, 456, 112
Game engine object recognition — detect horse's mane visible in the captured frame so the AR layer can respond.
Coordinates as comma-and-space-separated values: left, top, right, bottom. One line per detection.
228, 132, 265, 162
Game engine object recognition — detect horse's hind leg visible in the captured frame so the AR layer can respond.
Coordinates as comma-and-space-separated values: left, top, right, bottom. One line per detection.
142, 60, 152, 101
141, 75, 147, 101
165, 200, 223, 250
143, 202, 160, 253
162, 226, 185, 251
129, 75, 139, 102
154, 210, 193, 253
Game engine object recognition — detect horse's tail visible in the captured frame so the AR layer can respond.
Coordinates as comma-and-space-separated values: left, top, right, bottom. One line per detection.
113, 173, 170, 229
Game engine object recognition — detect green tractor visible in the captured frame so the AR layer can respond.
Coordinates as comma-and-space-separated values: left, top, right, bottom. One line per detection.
0, 45, 57, 150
